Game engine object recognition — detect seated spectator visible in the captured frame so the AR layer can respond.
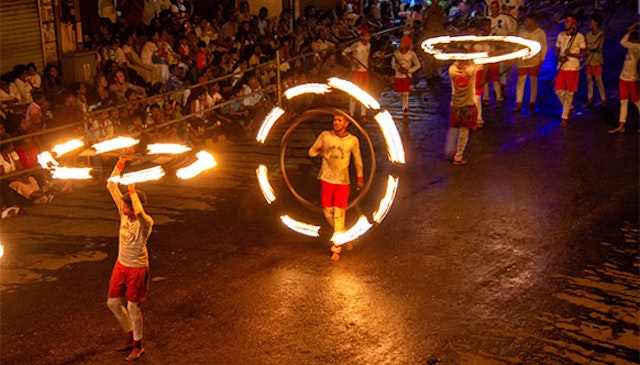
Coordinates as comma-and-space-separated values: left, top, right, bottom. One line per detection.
25, 63, 42, 90
52, 90, 84, 128
122, 33, 153, 84
248, 45, 267, 67
222, 84, 250, 131
73, 82, 89, 114
165, 64, 185, 91
24, 91, 48, 132
87, 74, 113, 109
242, 75, 270, 132
42, 64, 65, 103
108, 69, 146, 104
0, 74, 19, 108
11, 64, 34, 105
0, 142, 53, 204
195, 41, 210, 73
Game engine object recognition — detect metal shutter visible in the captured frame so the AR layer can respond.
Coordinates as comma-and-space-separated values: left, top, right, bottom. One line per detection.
0, 0, 44, 74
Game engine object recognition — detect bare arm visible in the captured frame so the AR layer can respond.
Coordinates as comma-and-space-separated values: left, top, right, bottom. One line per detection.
106, 157, 126, 212
127, 184, 153, 229
309, 132, 324, 157
352, 137, 364, 190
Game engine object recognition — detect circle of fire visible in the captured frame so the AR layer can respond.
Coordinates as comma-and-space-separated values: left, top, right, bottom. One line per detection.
421, 35, 541, 64
254, 78, 406, 245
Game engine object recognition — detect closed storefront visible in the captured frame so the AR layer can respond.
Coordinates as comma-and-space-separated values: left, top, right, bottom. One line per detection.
0, 0, 45, 74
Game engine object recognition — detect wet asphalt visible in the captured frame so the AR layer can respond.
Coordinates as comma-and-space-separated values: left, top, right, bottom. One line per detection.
1, 9, 639, 365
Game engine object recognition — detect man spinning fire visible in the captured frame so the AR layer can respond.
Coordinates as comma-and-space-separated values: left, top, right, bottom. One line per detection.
309, 114, 364, 261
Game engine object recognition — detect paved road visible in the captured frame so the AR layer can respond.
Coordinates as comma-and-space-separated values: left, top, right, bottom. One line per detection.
1, 8, 639, 365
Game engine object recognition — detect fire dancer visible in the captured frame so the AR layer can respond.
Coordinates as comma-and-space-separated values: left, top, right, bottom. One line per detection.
309, 114, 364, 261
609, 22, 640, 134
446, 59, 485, 165
342, 27, 372, 122
555, 16, 585, 127
106, 156, 154, 361
515, 14, 547, 111
391, 35, 421, 116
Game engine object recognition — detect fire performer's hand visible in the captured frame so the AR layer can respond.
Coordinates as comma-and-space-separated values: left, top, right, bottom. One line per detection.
356, 177, 364, 191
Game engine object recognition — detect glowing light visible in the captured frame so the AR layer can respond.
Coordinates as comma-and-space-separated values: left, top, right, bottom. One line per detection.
176, 150, 217, 179
0, 244, 3, 260
50, 166, 93, 180
256, 107, 285, 143
256, 165, 276, 204
109, 166, 165, 185
331, 215, 373, 245
374, 111, 406, 164
51, 139, 85, 157
421, 35, 541, 64
280, 215, 321, 237
37, 152, 60, 169
284, 83, 331, 99
328, 77, 380, 110
92, 137, 140, 154
373, 175, 399, 223
147, 143, 192, 155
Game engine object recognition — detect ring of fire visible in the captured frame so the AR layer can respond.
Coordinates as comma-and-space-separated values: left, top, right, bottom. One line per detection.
254, 78, 406, 245
421, 35, 542, 64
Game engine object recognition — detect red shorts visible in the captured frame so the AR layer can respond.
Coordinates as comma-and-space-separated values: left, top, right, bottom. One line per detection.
351, 71, 370, 91
321, 180, 350, 209
517, 64, 541, 77
393, 77, 412, 92
108, 260, 149, 302
586, 65, 603, 76
555, 70, 579, 92
450, 105, 478, 131
474, 69, 484, 95
619, 79, 639, 101
486, 63, 500, 82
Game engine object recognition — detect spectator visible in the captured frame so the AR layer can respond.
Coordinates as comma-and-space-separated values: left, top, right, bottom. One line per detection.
42, 64, 65, 103
109, 69, 146, 104
87, 74, 113, 108
122, 33, 153, 84
25, 63, 42, 90
24, 91, 48, 132
11, 65, 33, 105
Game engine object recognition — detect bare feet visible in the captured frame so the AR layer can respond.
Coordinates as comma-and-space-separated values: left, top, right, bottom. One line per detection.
125, 347, 145, 361
330, 252, 341, 261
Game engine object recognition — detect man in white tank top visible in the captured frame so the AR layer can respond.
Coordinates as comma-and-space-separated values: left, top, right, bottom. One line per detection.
106, 157, 154, 361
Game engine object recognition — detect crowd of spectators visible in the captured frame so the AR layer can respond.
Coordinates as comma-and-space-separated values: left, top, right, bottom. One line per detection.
0, 0, 587, 219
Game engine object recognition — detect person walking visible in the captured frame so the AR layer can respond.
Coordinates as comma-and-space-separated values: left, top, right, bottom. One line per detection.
446, 59, 484, 165
309, 114, 364, 261
342, 28, 372, 122
585, 14, 606, 108
555, 16, 585, 127
609, 22, 640, 134
106, 157, 154, 361
515, 14, 547, 111
391, 35, 421, 116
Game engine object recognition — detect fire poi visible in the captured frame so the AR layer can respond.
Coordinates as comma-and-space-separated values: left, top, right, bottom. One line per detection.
254, 77, 406, 246
421, 35, 542, 64
38, 138, 217, 184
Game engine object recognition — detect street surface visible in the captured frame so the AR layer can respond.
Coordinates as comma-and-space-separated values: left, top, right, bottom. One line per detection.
1, 7, 639, 365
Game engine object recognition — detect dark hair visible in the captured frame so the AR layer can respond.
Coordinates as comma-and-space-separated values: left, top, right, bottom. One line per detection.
123, 189, 148, 206
591, 14, 602, 26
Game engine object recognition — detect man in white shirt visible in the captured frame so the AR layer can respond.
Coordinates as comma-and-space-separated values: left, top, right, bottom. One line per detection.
342, 28, 372, 121
309, 114, 364, 261
515, 14, 547, 111
555, 16, 585, 127
609, 23, 640, 133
